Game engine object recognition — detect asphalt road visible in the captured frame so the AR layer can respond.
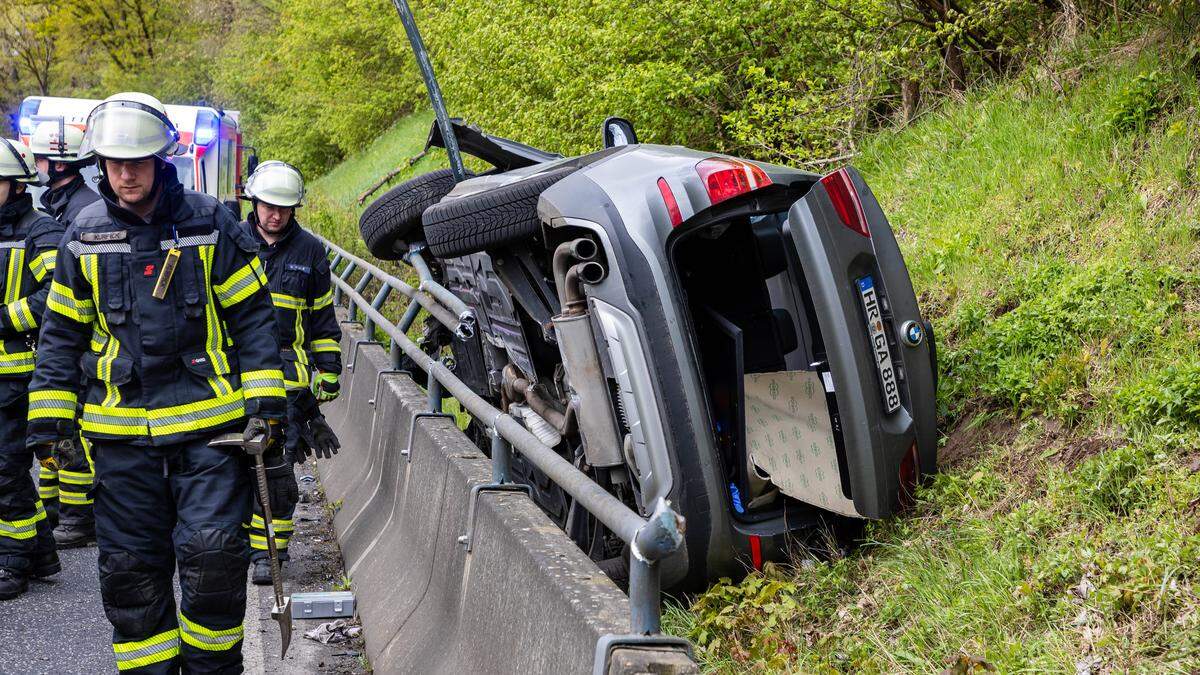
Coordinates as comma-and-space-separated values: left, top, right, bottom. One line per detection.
0, 462, 364, 675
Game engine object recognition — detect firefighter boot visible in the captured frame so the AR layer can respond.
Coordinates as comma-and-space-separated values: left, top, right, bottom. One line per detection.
0, 568, 28, 600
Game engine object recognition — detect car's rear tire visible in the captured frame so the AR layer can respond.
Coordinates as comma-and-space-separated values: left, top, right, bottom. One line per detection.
422, 167, 575, 258
359, 168, 460, 260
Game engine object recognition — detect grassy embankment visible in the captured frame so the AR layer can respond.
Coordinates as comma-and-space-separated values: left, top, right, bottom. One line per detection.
304, 20, 1200, 673
665, 23, 1200, 673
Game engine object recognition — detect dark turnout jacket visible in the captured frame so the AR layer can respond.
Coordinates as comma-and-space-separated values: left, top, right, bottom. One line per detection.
0, 193, 64, 406
238, 215, 341, 389
27, 165, 286, 447
39, 175, 101, 229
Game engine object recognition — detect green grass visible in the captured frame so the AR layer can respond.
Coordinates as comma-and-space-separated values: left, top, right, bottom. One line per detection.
666, 21, 1200, 673
305, 112, 472, 430
306, 112, 446, 258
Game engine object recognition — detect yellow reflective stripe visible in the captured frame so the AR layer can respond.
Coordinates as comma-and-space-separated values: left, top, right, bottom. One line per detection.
312, 289, 333, 310
147, 390, 245, 436
283, 360, 310, 389
113, 629, 180, 671
39, 485, 60, 499
214, 258, 266, 308
0, 350, 35, 374
30, 249, 56, 282
178, 613, 243, 651
0, 501, 46, 540
6, 297, 36, 332
309, 338, 340, 354
28, 390, 77, 422
38, 466, 58, 480
81, 403, 149, 436
47, 280, 96, 323
59, 469, 94, 485
59, 490, 93, 506
79, 256, 124, 407
241, 369, 285, 399
250, 533, 289, 550
198, 246, 232, 397
271, 293, 307, 310
4, 248, 23, 304
250, 514, 294, 532
90, 327, 109, 353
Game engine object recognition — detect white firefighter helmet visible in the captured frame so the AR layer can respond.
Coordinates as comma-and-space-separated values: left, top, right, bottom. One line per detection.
244, 161, 305, 208
29, 120, 91, 163
0, 139, 42, 184
79, 92, 180, 161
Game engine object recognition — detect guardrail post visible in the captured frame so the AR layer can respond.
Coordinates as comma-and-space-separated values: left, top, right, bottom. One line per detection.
628, 557, 662, 635
349, 271, 373, 324
364, 285, 393, 340
334, 261, 357, 307
398, 299, 421, 333
490, 429, 511, 484
427, 375, 442, 412
389, 338, 403, 370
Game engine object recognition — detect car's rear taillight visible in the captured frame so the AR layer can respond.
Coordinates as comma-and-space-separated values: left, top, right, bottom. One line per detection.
657, 177, 683, 227
898, 441, 920, 509
695, 157, 772, 206
820, 168, 870, 238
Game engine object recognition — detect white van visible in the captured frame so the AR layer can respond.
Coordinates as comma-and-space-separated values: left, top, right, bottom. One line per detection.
17, 96, 252, 216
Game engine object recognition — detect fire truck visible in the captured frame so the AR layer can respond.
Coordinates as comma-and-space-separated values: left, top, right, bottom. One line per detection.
17, 95, 254, 217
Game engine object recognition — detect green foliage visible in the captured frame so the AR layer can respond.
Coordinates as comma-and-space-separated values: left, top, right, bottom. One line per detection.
661, 21, 1200, 673
1119, 362, 1200, 430
1105, 69, 1165, 133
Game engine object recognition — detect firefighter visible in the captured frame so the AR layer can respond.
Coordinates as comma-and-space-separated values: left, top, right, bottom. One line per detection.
0, 138, 63, 601
26, 92, 286, 672
238, 160, 341, 586
28, 119, 102, 549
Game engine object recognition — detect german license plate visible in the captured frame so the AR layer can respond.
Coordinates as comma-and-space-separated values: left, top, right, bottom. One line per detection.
857, 276, 900, 413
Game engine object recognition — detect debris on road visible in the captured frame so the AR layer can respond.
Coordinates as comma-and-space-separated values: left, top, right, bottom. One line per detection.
304, 619, 363, 645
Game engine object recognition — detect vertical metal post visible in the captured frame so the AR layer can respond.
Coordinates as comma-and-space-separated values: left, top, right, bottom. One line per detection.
628, 557, 662, 635
335, 262, 357, 308
349, 272, 373, 324
427, 375, 442, 412
364, 285, 393, 340
398, 299, 421, 333
389, 337, 403, 370
390, 0, 466, 182
490, 429, 511, 484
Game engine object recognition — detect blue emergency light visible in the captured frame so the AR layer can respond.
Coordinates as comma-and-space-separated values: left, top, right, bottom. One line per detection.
17, 99, 40, 136
194, 109, 220, 146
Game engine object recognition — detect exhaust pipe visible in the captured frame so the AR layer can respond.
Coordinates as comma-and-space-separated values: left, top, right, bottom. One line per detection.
548, 239, 623, 468
553, 239, 599, 313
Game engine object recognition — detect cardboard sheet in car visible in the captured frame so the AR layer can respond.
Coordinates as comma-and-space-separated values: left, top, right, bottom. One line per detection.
744, 370, 862, 518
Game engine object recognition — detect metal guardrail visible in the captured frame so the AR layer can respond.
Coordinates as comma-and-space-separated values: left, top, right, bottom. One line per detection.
317, 234, 686, 636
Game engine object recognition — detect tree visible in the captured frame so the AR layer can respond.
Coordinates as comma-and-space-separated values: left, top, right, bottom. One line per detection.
1, 1, 55, 95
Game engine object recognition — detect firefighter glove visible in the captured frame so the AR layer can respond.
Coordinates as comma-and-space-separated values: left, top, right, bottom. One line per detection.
34, 442, 58, 470
312, 371, 340, 402
304, 415, 340, 459
244, 416, 285, 452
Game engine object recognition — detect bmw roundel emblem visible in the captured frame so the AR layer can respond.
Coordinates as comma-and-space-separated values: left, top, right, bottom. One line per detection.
901, 320, 924, 347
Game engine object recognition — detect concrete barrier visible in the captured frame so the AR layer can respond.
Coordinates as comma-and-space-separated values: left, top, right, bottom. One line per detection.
320, 313, 693, 674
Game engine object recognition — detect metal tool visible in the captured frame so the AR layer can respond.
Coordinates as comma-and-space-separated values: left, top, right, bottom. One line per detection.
209, 418, 292, 658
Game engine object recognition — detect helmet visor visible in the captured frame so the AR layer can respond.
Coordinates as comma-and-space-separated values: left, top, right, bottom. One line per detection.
80, 101, 179, 160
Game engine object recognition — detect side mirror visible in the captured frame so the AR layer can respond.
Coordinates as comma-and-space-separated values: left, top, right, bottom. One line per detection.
601, 117, 637, 148
246, 153, 260, 175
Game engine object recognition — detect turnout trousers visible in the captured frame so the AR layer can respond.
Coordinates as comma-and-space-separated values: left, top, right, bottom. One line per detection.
0, 394, 55, 574
93, 436, 252, 673
248, 389, 311, 563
